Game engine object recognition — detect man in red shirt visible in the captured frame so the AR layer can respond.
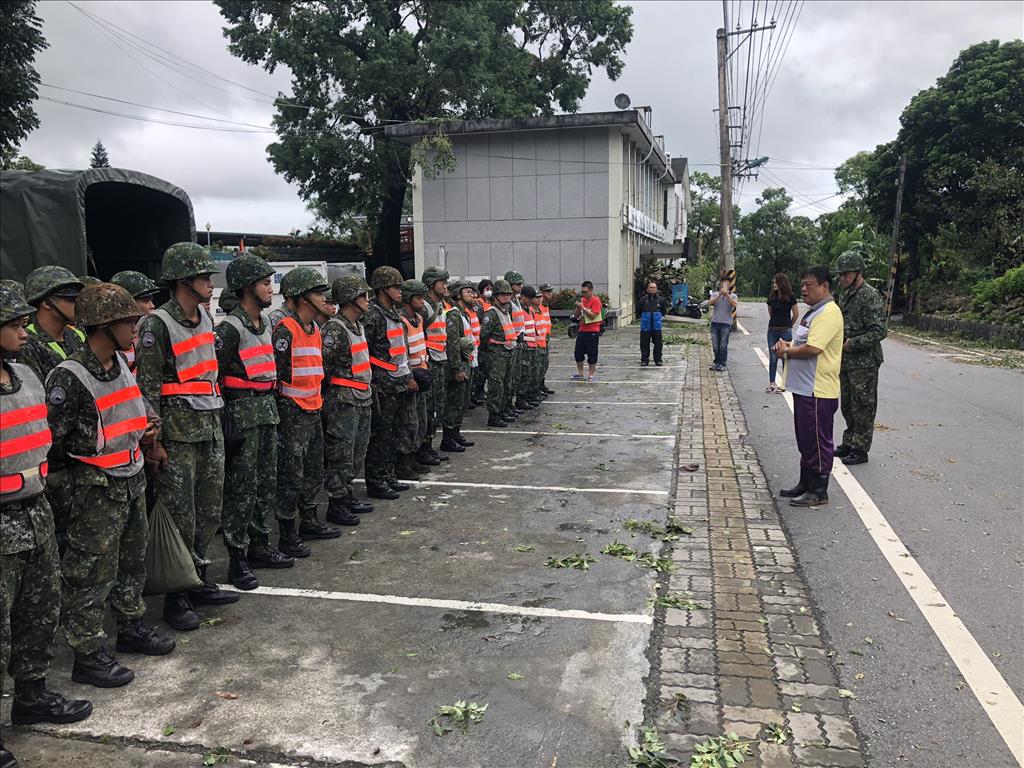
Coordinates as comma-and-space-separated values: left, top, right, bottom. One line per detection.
572, 281, 603, 382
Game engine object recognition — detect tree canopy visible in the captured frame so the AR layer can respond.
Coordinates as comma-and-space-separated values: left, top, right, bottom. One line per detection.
215, 0, 633, 270
0, 1, 48, 165
90, 139, 111, 168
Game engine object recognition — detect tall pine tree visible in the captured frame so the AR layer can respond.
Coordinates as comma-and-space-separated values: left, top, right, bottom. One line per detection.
89, 139, 110, 168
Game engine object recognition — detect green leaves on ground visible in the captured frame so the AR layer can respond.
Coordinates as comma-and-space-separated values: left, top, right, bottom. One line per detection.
636, 553, 675, 573
428, 700, 489, 736
648, 593, 704, 611
760, 723, 791, 744
513, 544, 535, 553
628, 727, 678, 767
601, 541, 638, 561
690, 733, 751, 767
162, 725, 176, 737
202, 747, 233, 765
624, 518, 693, 542
600, 541, 674, 572
506, 671, 525, 680
545, 554, 596, 570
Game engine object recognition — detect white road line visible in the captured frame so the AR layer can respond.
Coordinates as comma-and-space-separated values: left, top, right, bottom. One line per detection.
751, 345, 1024, 765
218, 584, 653, 625
736, 320, 750, 336
890, 330, 988, 359
541, 400, 678, 406
354, 478, 669, 496
460, 429, 674, 440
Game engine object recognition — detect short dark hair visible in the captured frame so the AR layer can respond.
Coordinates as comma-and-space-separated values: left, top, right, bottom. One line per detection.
477, 278, 492, 293
800, 266, 832, 290
581, 280, 594, 290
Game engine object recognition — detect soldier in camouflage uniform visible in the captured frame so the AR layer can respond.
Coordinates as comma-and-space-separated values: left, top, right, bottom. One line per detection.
470, 279, 493, 407
47, 284, 175, 688
321, 275, 375, 524
835, 250, 887, 466
440, 280, 477, 451
109, 270, 161, 375
516, 285, 543, 409
135, 243, 236, 632
420, 267, 451, 464
480, 280, 517, 427
535, 285, 555, 396
503, 271, 531, 417
216, 255, 295, 592
273, 267, 340, 559
21, 266, 86, 382
1, 286, 93, 768
364, 267, 416, 499
396, 280, 433, 479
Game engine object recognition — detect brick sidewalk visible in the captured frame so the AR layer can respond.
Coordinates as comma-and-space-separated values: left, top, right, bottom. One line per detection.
648, 345, 866, 768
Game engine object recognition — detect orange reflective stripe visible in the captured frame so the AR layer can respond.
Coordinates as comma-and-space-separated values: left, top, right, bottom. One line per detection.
0, 428, 53, 459
351, 341, 369, 354
222, 376, 275, 391
370, 357, 399, 372
77, 446, 142, 469
178, 358, 219, 381
330, 376, 370, 390
245, 361, 277, 377
171, 332, 214, 355
386, 327, 405, 339
238, 344, 272, 360
0, 403, 47, 430
102, 416, 149, 441
0, 461, 47, 493
94, 385, 142, 412
161, 381, 218, 396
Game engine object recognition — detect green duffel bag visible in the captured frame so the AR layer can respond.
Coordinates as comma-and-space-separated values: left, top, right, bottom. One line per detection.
143, 498, 202, 596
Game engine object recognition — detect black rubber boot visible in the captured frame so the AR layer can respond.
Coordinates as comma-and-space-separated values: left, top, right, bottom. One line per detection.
163, 592, 199, 631
115, 619, 175, 656
278, 518, 311, 558
227, 547, 260, 589
454, 430, 474, 447
189, 565, 240, 606
248, 542, 295, 569
487, 414, 508, 428
440, 429, 465, 452
299, 517, 343, 540
0, 744, 18, 768
341, 492, 374, 513
779, 467, 809, 498
415, 443, 441, 465
10, 679, 92, 725
790, 473, 830, 507
326, 497, 361, 526
71, 648, 134, 688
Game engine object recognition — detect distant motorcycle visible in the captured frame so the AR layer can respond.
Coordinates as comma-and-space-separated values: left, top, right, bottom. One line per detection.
668, 296, 707, 320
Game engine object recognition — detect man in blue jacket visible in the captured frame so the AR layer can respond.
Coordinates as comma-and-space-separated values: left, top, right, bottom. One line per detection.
637, 281, 669, 366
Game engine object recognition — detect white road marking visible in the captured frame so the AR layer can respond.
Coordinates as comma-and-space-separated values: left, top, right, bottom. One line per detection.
890, 329, 988, 359
751, 345, 1024, 765
736, 320, 750, 336
460, 429, 674, 440
355, 478, 669, 496
541, 400, 678, 406
219, 584, 653, 625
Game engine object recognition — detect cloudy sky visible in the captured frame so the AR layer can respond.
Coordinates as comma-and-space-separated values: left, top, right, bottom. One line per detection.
20, 0, 1022, 233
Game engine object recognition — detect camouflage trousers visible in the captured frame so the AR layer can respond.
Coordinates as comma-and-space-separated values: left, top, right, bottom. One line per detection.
323, 400, 372, 499
156, 434, 225, 567
222, 423, 276, 550
442, 371, 471, 430
425, 359, 448, 440
510, 344, 523, 393
43, 467, 74, 555
396, 389, 425, 455
276, 406, 324, 524
61, 471, 148, 654
366, 390, 405, 485
472, 355, 489, 401
537, 346, 550, 389
840, 366, 880, 452
517, 347, 538, 398
1, 496, 59, 683
485, 348, 514, 416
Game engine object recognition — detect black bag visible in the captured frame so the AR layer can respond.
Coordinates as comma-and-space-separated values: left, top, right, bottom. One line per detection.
221, 409, 246, 462
412, 365, 433, 392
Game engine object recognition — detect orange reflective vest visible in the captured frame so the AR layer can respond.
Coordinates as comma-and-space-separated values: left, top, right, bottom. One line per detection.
510, 297, 527, 337
277, 316, 324, 410
152, 306, 223, 410
536, 305, 551, 349
425, 299, 451, 361
458, 308, 479, 368
0, 363, 51, 501
522, 308, 538, 349
54, 356, 147, 477
328, 320, 373, 391
488, 304, 518, 349
401, 314, 428, 370
372, 316, 412, 378
468, 308, 481, 349
221, 314, 276, 392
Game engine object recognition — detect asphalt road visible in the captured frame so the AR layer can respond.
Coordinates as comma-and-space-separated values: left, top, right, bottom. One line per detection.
726, 300, 1024, 767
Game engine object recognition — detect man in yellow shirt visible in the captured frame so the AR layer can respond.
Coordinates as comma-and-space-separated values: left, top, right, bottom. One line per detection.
773, 266, 844, 507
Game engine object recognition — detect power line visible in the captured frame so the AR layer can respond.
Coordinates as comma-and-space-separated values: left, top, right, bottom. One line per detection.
38, 96, 272, 133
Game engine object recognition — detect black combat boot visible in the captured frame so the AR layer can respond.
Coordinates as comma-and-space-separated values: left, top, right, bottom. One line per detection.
834, 444, 850, 458
440, 429, 465, 452
487, 414, 508, 428
410, 457, 432, 474
790, 473, 830, 507
10, 679, 92, 725
116, 619, 176, 656
71, 647, 134, 688
299, 515, 343, 540
841, 449, 868, 465
779, 467, 809, 498
367, 481, 400, 499
163, 592, 200, 631
542, 384, 555, 394
227, 547, 260, 589
189, 565, 240, 606
388, 477, 412, 491
395, 453, 421, 480
514, 398, 534, 411
326, 497, 361, 526
341, 491, 374, 513
415, 442, 441, 466
1, 743, 18, 768
427, 439, 449, 462
454, 430, 474, 447
248, 541, 295, 569
278, 518, 311, 558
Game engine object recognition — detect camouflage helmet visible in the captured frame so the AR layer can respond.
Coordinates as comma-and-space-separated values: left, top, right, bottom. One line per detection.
503, 270, 524, 285
218, 290, 239, 315
370, 266, 404, 291
836, 249, 866, 274
333, 274, 373, 305
457, 335, 476, 361
280, 266, 328, 298
421, 266, 450, 289
25, 266, 84, 306
160, 242, 217, 282
492, 279, 514, 296
226, 254, 276, 292
0, 279, 25, 297
0, 283, 34, 325
446, 279, 467, 297
110, 270, 160, 299
79, 275, 103, 287
75, 283, 142, 326
401, 279, 428, 304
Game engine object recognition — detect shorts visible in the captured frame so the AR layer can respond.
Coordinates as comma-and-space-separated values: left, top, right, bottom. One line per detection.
574, 332, 599, 364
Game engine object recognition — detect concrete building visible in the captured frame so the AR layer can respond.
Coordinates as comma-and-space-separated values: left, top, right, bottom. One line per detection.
386, 110, 688, 322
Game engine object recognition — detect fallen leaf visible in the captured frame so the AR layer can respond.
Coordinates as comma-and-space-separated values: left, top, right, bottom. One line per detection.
837, 688, 857, 699
947, 457, 957, 463
864, 636, 874, 645
214, 691, 239, 700
854, 673, 865, 680
162, 725, 176, 737
398, 530, 417, 536
507, 671, 525, 680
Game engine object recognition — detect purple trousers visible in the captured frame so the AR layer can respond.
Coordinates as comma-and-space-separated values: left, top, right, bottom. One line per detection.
792, 393, 838, 474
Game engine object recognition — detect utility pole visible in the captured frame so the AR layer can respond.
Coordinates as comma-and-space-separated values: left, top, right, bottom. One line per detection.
884, 155, 907, 320
716, 27, 734, 277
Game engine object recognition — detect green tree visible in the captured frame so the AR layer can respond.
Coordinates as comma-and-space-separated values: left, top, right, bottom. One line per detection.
0, 154, 44, 171
735, 187, 817, 295
215, 0, 633, 270
686, 171, 741, 291
89, 139, 110, 168
0, 1, 48, 165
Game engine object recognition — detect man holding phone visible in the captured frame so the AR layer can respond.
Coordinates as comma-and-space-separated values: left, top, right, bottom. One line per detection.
572, 281, 602, 382
708, 278, 738, 372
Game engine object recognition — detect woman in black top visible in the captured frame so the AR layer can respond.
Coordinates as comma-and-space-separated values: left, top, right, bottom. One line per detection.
765, 273, 799, 392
